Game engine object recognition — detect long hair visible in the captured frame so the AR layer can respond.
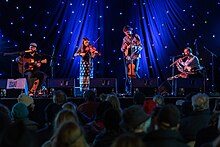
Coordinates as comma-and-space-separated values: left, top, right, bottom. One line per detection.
81, 38, 89, 52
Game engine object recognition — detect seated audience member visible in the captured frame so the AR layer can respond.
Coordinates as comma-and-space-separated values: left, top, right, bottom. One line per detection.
146, 95, 165, 132
51, 121, 89, 147
42, 109, 79, 147
179, 93, 211, 143
83, 101, 113, 145
110, 133, 145, 147
11, 102, 39, 131
133, 91, 146, 106
194, 113, 219, 147
17, 93, 35, 111
0, 120, 38, 147
143, 104, 188, 147
17, 93, 41, 125
62, 102, 77, 112
99, 93, 108, 102
121, 105, 151, 138
62, 102, 91, 125
78, 89, 99, 118
37, 103, 62, 146
194, 100, 220, 147
153, 94, 165, 107
143, 99, 156, 115
53, 90, 67, 106
106, 94, 122, 115
93, 108, 123, 147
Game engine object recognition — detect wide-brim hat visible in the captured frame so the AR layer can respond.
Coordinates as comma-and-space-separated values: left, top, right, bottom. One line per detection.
121, 105, 149, 129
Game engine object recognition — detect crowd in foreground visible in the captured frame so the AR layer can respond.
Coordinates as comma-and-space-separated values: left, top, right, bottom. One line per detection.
0, 89, 219, 147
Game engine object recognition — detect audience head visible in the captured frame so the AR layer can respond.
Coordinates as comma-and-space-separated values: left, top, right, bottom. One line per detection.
11, 102, 29, 119
54, 109, 79, 130
99, 93, 108, 101
62, 102, 77, 112
153, 95, 165, 107
157, 104, 180, 130
191, 93, 209, 111
106, 94, 121, 113
133, 91, 145, 105
111, 133, 145, 147
52, 121, 88, 147
17, 93, 35, 111
53, 90, 67, 105
121, 105, 151, 132
83, 89, 96, 101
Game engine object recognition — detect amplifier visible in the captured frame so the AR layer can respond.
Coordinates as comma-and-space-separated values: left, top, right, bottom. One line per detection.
90, 78, 117, 95
132, 78, 158, 96
47, 78, 75, 88
132, 78, 158, 88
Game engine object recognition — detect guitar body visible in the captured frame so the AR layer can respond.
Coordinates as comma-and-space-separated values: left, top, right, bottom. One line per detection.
18, 57, 47, 74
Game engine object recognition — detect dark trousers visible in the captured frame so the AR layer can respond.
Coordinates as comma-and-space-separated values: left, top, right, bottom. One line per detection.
25, 71, 47, 90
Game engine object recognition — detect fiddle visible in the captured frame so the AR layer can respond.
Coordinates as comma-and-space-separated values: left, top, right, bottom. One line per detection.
85, 44, 101, 56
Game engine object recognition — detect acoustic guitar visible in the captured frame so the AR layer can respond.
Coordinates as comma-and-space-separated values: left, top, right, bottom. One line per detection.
18, 58, 47, 74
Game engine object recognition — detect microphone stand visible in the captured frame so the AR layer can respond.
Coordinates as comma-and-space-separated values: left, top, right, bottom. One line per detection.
170, 56, 176, 96
204, 46, 217, 92
50, 46, 56, 79
194, 39, 199, 56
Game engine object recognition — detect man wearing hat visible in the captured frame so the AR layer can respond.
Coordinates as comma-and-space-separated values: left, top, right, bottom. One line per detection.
121, 105, 151, 138
121, 25, 143, 95
143, 104, 188, 147
16, 43, 47, 96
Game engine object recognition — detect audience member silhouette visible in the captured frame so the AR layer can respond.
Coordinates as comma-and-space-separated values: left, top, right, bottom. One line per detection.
143, 104, 188, 147
93, 108, 123, 147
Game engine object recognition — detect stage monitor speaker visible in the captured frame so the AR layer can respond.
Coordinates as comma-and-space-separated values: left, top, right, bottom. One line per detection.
132, 78, 158, 96
48, 78, 75, 88
47, 78, 75, 97
90, 78, 117, 95
176, 78, 203, 96
6, 78, 28, 98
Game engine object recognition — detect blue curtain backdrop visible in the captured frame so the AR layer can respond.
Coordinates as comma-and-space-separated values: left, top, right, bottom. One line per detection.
0, 0, 220, 92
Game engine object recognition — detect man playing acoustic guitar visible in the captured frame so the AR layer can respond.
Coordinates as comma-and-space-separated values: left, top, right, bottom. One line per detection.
121, 25, 143, 95
16, 43, 47, 96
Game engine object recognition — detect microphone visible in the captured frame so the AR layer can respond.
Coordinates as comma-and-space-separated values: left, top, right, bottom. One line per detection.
194, 39, 197, 45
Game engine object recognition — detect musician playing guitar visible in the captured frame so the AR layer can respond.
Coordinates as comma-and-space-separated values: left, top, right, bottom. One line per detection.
121, 25, 143, 94
16, 43, 47, 96
175, 47, 202, 78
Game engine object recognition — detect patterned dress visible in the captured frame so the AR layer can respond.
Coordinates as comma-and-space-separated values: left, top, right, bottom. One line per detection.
75, 47, 94, 91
